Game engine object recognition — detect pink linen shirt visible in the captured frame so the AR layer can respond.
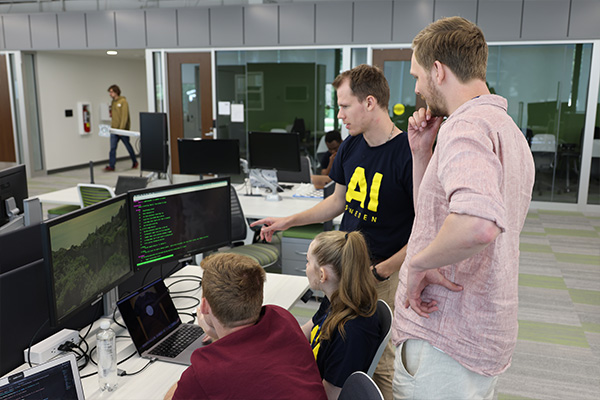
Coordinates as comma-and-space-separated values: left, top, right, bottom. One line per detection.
392, 95, 535, 376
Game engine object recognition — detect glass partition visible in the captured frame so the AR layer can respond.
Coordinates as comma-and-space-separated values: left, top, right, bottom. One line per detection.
215, 49, 342, 174
487, 44, 593, 203
587, 78, 600, 205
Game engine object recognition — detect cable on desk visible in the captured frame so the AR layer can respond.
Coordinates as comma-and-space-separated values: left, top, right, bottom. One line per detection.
171, 295, 200, 310
118, 358, 157, 377
27, 318, 49, 367
180, 312, 197, 324
167, 277, 202, 294
112, 305, 127, 329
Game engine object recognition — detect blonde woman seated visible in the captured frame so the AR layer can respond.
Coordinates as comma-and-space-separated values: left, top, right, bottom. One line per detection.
302, 230, 380, 400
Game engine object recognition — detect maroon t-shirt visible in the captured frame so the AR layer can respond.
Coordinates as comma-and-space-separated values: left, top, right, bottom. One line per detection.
173, 305, 327, 400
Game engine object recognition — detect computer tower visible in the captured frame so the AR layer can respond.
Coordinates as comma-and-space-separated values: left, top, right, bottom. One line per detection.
140, 112, 169, 173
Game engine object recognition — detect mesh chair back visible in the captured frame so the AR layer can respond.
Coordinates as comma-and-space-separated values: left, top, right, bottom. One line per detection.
229, 187, 248, 242
277, 156, 311, 184
77, 184, 115, 208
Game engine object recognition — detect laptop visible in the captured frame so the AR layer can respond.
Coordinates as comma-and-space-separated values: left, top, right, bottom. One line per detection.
114, 175, 149, 195
117, 278, 206, 366
0, 353, 85, 400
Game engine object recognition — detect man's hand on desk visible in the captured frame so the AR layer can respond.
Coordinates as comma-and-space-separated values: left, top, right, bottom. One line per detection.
250, 216, 292, 242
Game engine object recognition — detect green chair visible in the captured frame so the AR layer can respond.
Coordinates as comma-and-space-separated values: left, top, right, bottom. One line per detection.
47, 204, 80, 219
217, 187, 281, 269
77, 183, 115, 207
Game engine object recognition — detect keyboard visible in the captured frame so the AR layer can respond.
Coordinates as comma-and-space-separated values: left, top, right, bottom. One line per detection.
292, 184, 323, 199
148, 324, 204, 358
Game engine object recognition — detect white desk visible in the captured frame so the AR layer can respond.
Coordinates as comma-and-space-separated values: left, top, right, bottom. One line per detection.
5, 265, 309, 400
35, 186, 79, 206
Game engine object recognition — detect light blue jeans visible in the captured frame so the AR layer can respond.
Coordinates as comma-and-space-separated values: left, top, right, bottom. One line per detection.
393, 339, 498, 400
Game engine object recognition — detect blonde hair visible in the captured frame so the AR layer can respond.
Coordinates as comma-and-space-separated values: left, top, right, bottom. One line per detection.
200, 253, 266, 328
412, 16, 488, 83
311, 231, 377, 341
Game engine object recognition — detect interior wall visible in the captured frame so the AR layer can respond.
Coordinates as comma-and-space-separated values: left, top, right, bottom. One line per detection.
35, 52, 147, 171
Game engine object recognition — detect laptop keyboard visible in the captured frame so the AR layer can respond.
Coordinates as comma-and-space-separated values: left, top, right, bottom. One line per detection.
148, 324, 204, 358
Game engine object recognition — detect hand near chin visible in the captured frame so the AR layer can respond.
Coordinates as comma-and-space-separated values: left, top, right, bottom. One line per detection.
407, 107, 443, 156
404, 264, 462, 318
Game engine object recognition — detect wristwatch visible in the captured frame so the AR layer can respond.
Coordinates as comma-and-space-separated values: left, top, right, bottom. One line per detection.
372, 265, 389, 282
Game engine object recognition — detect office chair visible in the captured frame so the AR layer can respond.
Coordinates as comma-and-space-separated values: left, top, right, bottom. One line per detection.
77, 183, 115, 208
530, 133, 557, 195
338, 371, 384, 400
366, 299, 393, 377
277, 156, 312, 184
217, 186, 281, 268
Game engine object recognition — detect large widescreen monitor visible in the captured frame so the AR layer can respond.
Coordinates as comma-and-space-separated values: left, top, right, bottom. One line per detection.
0, 164, 28, 228
177, 138, 241, 175
248, 131, 301, 172
128, 177, 231, 270
42, 194, 134, 327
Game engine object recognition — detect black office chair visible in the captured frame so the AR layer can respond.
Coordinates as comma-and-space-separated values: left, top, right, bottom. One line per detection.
366, 299, 393, 377
277, 156, 312, 184
338, 371, 384, 400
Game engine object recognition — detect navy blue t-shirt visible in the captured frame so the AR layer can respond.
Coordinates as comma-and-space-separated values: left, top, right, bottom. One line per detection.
310, 297, 380, 387
329, 132, 414, 260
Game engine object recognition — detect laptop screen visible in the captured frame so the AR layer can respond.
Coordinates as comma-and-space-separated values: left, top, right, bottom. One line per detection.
0, 354, 84, 400
117, 278, 181, 354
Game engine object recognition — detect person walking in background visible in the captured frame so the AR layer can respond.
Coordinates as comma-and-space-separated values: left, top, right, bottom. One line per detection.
104, 84, 138, 171
392, 16, 535, 399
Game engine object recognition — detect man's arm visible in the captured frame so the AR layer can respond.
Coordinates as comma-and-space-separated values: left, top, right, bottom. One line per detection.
404, 213, 501, 317
250, 183, 346, 242
370, 244, 407, 280
407, 108, 443, 204
118, 99, 129, 130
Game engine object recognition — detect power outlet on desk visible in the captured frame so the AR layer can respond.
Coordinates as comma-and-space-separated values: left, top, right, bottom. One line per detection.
24, 329, 80, 365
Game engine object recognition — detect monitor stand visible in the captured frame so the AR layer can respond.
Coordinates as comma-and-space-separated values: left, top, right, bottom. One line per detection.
249, 169, 281, 201
103, 287, 120, 319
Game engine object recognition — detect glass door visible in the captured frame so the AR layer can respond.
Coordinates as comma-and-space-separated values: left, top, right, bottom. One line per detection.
372, 49, 425, 133
167, 52, 213, 174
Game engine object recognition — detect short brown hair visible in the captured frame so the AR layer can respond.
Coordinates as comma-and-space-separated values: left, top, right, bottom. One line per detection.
108, 84, 121, 95
412, 16, 488, 83
200, 253, 266, 328
332, 64, 390, 110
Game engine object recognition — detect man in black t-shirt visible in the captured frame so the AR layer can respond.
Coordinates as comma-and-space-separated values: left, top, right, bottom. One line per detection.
251, 64, 414, 400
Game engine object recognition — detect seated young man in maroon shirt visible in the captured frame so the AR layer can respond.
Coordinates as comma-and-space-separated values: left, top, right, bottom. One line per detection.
164, 253, 327, 400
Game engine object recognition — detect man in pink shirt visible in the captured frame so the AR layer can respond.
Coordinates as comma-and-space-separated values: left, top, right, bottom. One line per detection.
392, 17, 535, 399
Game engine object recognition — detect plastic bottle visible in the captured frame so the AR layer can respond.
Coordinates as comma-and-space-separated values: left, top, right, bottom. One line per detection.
97, 319, 118, 392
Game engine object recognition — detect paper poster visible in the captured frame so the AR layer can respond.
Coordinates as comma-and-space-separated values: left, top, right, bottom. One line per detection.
231, 104, 244, 122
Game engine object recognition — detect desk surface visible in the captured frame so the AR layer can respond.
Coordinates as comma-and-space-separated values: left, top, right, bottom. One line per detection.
34, 181, 342, 224
5, 265, 309, 400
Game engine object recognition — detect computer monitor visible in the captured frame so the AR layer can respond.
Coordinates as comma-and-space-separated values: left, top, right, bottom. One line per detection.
128, 177, 231, 270
177, 138, 241, 175
0, 164, 28, 228
248, 131, 302, 172
42, 194, 134, 327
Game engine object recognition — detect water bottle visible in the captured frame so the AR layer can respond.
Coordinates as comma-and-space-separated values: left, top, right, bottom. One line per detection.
97, 319, 118, 391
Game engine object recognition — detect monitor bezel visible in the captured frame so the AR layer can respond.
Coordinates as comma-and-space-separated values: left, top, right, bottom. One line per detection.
177, 138, 241, 175
42, 194, 134, 328
127, 176, 232, 271
248, 131, 302, 172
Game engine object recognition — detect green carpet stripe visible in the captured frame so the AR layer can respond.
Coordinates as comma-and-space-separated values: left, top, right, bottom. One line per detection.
582, 322, 600, 333
568, 288, 600, 306
518, 320, 589, 347
520, 231, 547, 236
497, 394, 536, 400
538, 210, 584, 217
289, 307, 316, 318
526, 212, 539, 219
544, 228, 599, 237
555, 253, 600, 265
519, 274, 567, 290
594, 226, 600, 232
519, 243, 553, 253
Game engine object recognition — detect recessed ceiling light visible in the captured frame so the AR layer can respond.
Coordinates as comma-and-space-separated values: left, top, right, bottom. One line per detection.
106, 51, 118, 56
